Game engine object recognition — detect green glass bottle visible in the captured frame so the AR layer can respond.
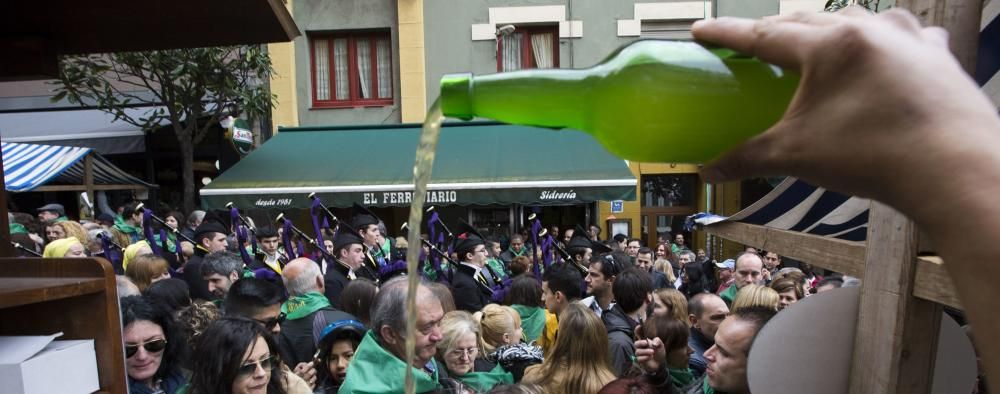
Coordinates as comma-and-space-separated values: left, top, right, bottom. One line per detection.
439, 40, 798, 164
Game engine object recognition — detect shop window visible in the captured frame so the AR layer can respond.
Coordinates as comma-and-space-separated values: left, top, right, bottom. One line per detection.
641, 174, 697, 208
310, 30, 393, 108
497, 25, 559, 72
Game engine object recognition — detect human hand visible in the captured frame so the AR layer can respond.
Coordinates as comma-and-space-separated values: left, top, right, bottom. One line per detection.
293, 361, 317, 389
634, 325, 667, 373
693, 8, 1000, 218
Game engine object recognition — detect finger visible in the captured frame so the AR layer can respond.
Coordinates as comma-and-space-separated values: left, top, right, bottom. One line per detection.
692, 17, 821, 69
922, 26, 949, 49
701, 125, 789, 183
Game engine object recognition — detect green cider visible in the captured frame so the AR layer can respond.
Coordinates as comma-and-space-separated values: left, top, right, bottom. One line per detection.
439, 40, 799, 164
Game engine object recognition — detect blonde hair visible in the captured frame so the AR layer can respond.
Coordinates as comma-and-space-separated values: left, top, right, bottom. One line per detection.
54, 221, 88, 246
125, 253, 170, 292
732, 284, 780, 312
436, 311, 481, 361
653, 258, 677, 283
523, 303, 615, 393
654, 288, 689, 327
473, 304, 522, 355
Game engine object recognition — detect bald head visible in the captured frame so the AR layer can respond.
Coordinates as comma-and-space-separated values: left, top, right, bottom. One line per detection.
734, 252, 764, 289
282, 258, 323, 296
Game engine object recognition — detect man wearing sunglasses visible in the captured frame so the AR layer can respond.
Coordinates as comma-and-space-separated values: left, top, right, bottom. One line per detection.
225, 277, 318, 389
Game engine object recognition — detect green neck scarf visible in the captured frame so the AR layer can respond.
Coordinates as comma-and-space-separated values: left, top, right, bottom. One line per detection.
281, 292, 331, 320
9, 223, 28, 235
510, 304, 546, 343
457, 364, 513, 392
339, 331, 442, 393
509, 246, 528, 256
113, 215, 141, 234
669, 368, 694, 389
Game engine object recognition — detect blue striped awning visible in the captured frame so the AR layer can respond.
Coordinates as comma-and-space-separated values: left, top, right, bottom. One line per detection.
2, 142, 154, 192
687, 178, 870, 242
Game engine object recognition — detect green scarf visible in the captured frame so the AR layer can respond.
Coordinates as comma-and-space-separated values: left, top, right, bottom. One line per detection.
9, 223, 28, 235
669, 367, 694, 389
510, 304, 546, 343
486, 258, 507, 280
720, 284, 738, 306
508, 246, 528, 257
703, 376, 717, 394
281, 292, 331, 320
113, 215, 142, 234
380, 238, 392, 259
457, 364, 513, 392
54, 216, 68, 223
339, 331, 442, 394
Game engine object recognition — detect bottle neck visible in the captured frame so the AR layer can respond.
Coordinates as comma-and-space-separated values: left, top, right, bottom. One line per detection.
464, 69, 589, 130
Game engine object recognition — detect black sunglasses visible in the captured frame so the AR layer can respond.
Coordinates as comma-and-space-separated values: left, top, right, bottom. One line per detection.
237, 355, 275, 377
125, 339, 167, 358
256, 313, 286, 330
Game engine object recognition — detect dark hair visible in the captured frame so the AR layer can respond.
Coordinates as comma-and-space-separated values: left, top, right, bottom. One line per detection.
613, 234, 628, 244
223, 278, 284, 318
770, 277, 804, 300
188, 317, 287, 394
816, 277, 844, 289
541, 263, 583, 301
593, 254, 624, 279
637, 247, 653, 256
315, 321, 365, 390
123, 201, 143, 218
642, 315, 689, 354
567, 246, 589, 262
505, 275, 543, 308
732, 305, 777, 356
120, 295, 185, 382
340, 278, 378, 326
611, 251, 634, 270
612, 268, 653, 313
10, 233, 40, 257
145, 278, 192, 313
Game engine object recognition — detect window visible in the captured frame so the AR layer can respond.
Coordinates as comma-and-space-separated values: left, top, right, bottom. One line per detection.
497, 25, 559, 72
310, 31, 393, 108
640, 20, 698, 40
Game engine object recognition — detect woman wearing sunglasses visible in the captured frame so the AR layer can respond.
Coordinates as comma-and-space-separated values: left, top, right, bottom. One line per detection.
120, 295, 187, 394
186, 317, 294, 394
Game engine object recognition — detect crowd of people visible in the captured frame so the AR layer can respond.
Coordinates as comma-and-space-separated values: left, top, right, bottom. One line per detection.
11, 6, 1000, 393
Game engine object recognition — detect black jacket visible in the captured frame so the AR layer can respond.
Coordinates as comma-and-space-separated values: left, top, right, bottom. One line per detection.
602, 304, 639, 377
278, 306, 330, 368
324, 261, 352, 309
452, 263, 492, 313
182, 250, 212, 301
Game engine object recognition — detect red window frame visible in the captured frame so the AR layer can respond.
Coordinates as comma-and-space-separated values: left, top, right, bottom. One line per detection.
309, 31, 393, 108
496, 25, 560, 72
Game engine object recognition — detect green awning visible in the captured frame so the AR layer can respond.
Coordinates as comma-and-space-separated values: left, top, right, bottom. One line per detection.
200, 122, 636, 210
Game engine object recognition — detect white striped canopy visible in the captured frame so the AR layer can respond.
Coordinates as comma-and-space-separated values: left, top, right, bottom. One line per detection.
1, 142, 154, 192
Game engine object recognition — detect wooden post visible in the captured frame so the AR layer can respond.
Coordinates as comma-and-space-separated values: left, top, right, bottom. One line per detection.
848, 202, 942, 393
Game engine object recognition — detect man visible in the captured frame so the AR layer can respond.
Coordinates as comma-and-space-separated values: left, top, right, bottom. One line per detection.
635, 246, 669, 290
560, 227, 574, 248
323, 230, 367, 308
612, 234, 628, 252
815, 277, 844, 294
182, 218, 229, 300
715, 259, 735, 294
36, 203, 67, 222
224, 277, 316, 389
539, 262, 583, 354
762, 251, 782, 283
251, 226, 287, 276
672, 233, 688, 254
637, 305, 775, 394
589, 224, 601, 242
451, 220, 494, 312
686, 293, 730, 378
339, 278, 446, 393
181, 210, 205, 242
719, 252, 764, 306
625, 238, 642, 258
351, 203, 385, 279
280, 258, 331, 367
499, 234, 529, 266
111, 201, 144, 245
674, 250, 696, 288
603, 268, 653, 376
565, 230, 594, 270
200, 251, 243, 300
580, 254, 621, 317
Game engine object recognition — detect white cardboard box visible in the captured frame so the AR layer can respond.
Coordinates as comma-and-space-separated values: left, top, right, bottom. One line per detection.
0, 333, 100, 394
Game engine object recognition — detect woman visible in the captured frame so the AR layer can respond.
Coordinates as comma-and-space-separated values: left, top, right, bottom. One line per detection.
504, 275, 546, 343
123, 240, 154, 270
731, 284, 780, 312
642, 315, 694, 390
522, 303, 616, 393
164, 211, 184, 230
187, 317, 303, 394
55, 220, 88, 246
437, 310, 513, 392
120, 295, 187, 394
475, 304, 523, 355
653, 259, 677, 286
314, 315, 366, 393
42, 236, 87, 258
127, 254, 172, 292
651, 288, 688, 326
339, 279, 378, 327
771, 277, 804, 311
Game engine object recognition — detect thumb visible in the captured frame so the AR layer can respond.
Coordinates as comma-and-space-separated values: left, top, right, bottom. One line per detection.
701, 123, 790, 183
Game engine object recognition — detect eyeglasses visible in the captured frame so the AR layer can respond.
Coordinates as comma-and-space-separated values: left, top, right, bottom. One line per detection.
125, 338, 167, 358
237, 355, 275, 378
448, 347, 478, 359
256, 313, 286, 330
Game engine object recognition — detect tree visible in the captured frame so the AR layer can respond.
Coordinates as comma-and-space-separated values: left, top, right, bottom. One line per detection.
52, 46, 274, 213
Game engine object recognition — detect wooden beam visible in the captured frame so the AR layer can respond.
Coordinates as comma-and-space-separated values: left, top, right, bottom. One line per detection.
913, 256, 962, 309
32, 184, 148, 192
702, 221, 867, 277
849, 202, 941, 394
